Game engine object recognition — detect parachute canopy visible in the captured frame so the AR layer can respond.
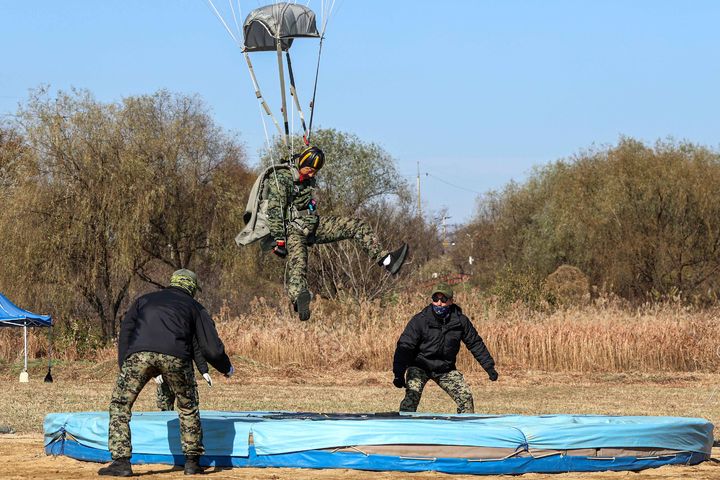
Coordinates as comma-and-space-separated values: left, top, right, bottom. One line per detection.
243, 3, 320, 52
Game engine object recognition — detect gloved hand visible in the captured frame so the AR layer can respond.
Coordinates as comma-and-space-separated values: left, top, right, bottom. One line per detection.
487, 367, 499, 382
202, 373, 212, 387
273, 239, 288, 258
153, 374, 164, 385
224, 365, 235, 378
393, 376, 405, 389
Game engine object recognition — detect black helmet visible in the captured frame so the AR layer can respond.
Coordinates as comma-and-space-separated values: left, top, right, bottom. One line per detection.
295, 146, 325, 171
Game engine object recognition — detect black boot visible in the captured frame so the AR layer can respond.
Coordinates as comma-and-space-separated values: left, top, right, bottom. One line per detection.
184, 455, 208, 475
379, 243, 409, 275
98, 458, 133, 477
295, 290, 312, 321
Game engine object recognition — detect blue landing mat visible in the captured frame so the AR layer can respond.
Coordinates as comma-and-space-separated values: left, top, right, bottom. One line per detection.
44, 411, 713, 475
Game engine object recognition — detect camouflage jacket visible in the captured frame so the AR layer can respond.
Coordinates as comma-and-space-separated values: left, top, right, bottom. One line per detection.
266, 167, 319, 241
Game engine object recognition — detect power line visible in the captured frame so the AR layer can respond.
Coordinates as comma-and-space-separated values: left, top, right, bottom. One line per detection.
424, 172, 482, 195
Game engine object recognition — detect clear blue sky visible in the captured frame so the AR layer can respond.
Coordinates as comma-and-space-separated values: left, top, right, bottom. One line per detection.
2, 1, 719, 224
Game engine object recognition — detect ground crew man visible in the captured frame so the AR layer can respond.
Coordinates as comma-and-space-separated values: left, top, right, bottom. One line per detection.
98, 269, 233, 477
154, 337, 213, 411
267, 145, 409, 321
392, 283, 498, 413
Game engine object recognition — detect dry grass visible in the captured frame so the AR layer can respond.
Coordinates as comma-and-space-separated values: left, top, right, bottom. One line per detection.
3, 364, 720, 479
3, 292, 720, 374
3, 361, 720, 436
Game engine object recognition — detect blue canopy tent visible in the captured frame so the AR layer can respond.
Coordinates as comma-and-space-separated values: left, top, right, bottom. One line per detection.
0, 293, 52, 381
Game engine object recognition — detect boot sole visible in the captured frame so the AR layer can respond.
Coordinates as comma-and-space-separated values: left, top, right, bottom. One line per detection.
98, 468, 133, 477
296, 290, 312, 321
389, 244, 409, 275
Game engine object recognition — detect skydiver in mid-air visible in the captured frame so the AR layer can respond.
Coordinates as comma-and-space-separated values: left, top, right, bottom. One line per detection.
255, 145, 408, 321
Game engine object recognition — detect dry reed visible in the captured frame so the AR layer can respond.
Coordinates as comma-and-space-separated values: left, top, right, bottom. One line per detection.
3, 291, 719, 373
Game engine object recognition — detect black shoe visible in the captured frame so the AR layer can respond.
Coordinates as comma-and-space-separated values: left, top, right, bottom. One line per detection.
379, 243, 409, 275
184, 455, 208, 475
98, 458, 133, 477
295, 290, 312, 321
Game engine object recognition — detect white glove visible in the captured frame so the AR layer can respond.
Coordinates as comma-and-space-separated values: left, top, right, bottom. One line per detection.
153, 374, 164, 385
224, 365, 234, 378
202, 373, 212, 387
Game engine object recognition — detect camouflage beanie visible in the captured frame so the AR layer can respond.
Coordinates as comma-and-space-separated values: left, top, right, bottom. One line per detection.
170, 269, 201, 297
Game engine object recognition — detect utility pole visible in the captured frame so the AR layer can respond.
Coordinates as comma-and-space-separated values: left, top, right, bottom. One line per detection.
442, 215, 451, 252
416, 161, 421, 217
466, 233, 475, 274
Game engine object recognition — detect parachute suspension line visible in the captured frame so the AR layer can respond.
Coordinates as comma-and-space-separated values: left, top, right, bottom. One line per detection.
228, 0, 243, 39
286, 51, 310, 145
275, 38, 291, 151
206, 0, 279, 156
243, 51, 284, 140
205, 0, 241, 45
306, 36, 324, 145
257, 101, 275, 164
320, 0, 337, 37
306, 0, 335, 144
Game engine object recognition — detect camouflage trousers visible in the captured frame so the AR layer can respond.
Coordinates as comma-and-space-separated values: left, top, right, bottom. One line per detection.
156, 374, 199, 411
399, 367, 475, 414
286, 215, 389, 302
108, 351, 204, 459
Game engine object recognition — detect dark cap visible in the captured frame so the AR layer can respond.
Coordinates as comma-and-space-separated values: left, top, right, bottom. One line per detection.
431, 282, 453, 299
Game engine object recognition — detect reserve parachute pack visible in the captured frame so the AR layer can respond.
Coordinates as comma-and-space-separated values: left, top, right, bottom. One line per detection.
235, 163, 300, 250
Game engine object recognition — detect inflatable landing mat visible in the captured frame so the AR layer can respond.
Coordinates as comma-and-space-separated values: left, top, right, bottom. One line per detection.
44, 411, 713, 475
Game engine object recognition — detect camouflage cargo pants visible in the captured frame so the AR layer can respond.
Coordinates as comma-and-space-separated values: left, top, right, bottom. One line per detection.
286, 215, 389, 302
108, 351, 204, 459
399, 366, 475, 414
156, 381, 176, 411
156, 374, 199, 411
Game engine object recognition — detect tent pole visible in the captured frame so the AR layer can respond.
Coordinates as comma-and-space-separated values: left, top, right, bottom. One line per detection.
20, 324, 29, 382
23, 325, 28, 372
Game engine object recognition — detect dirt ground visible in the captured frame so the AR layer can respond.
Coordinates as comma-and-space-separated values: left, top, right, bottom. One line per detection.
3, 365, 720, 478
2, 435, 720, 480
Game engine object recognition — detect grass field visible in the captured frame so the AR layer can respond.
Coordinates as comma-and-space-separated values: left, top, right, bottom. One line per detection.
4, 360, 720, 434
2, 361, 720, 479
3, 297, 720, 478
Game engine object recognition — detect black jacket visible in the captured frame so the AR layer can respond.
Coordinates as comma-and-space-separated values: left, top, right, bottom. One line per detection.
118, 287, 231, 375
190, 337, 209, 375
393, 304, 495, 377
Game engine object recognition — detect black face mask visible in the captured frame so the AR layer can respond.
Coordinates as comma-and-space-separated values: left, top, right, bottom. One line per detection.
432, 304, 450, 317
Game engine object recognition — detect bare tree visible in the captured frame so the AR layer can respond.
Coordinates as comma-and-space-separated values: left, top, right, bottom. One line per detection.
3, 88, 251, 340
